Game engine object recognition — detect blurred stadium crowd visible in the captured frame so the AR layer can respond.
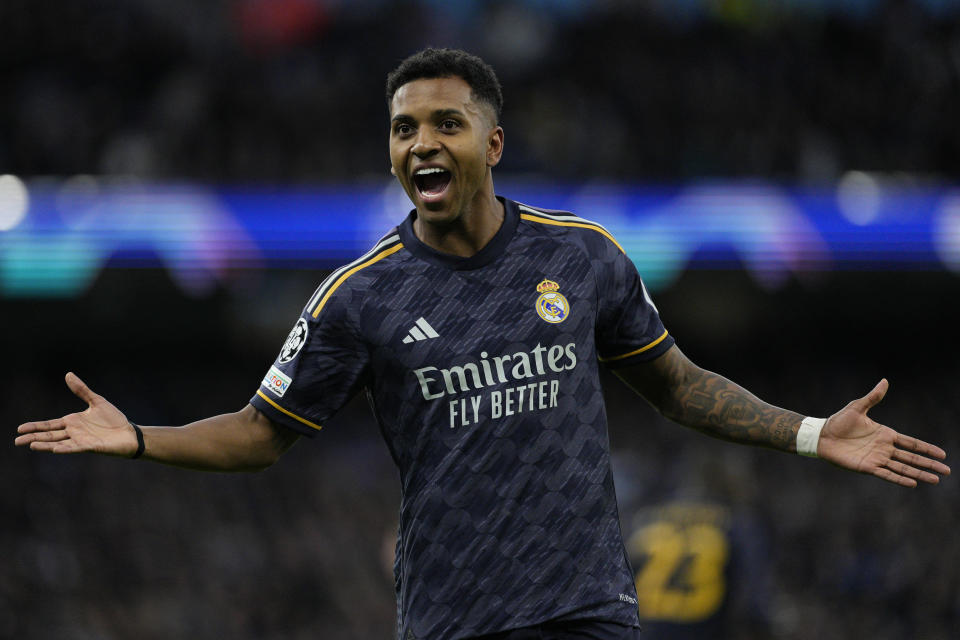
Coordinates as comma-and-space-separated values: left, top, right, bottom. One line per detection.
1, 0, 959, 182
3, 0, 960, 639
4, 270, 958, 640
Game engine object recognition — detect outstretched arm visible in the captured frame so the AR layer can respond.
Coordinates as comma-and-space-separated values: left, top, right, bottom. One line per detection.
15, 372, 299, 472
614, 345, 950, 487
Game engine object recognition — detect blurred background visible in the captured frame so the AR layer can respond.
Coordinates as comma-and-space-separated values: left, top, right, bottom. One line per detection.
3, 0, 959, 638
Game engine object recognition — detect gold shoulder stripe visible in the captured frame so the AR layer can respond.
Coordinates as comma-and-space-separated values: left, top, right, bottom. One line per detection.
598, 329, 670, 363
312, 242, 404, 318
256, 390, 323, 431
519, 213, 625, 253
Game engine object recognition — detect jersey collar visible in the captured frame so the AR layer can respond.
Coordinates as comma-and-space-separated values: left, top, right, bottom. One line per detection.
398, 196, 519, 271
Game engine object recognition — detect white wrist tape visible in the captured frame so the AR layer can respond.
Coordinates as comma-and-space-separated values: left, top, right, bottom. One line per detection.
796, 417, 826, 457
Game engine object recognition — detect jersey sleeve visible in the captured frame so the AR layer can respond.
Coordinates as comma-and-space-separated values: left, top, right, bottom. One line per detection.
592, 235, 675, 368
249, 282, 369, 437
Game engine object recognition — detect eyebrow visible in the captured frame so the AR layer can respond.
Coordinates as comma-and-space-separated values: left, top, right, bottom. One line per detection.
391, 108, 467, 124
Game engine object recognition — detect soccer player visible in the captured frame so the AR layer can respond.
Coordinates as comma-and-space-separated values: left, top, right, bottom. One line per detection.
15, 49, 950, 640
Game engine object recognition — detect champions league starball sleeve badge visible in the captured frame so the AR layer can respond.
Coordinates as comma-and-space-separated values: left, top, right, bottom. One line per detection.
278, 318, 309, 364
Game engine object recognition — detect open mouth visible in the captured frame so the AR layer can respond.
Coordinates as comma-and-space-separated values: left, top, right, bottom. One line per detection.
413, 167, 452, 199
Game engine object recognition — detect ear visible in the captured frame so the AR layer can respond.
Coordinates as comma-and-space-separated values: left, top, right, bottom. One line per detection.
486, 126, 504, 168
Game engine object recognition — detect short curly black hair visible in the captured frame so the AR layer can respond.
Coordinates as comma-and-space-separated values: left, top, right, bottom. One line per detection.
385, 48, 503, 123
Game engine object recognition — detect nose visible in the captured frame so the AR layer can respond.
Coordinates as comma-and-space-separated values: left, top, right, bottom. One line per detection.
411, 129, 441, 158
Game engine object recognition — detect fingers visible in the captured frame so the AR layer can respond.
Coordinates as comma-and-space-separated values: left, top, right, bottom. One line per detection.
17, 429, 70, 444
895, 433, 948, 461
25, 440, 81, 454
15, 420, 69, 447
17, 418, 66, 435
883, 458, 942, 486
871, 443, 951, 487
873, 467, 918, 488
65, 372, 99, 406
892, 446, 951, 478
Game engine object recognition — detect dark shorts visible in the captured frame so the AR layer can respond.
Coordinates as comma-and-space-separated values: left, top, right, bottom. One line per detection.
469, 620, 642, 640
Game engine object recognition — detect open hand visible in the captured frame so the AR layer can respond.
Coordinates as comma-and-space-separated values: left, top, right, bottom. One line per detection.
15, 372, 138, 457
818, 379, 950, 487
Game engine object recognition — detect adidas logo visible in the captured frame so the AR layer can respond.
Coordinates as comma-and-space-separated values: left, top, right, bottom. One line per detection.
402, 317, 439, 344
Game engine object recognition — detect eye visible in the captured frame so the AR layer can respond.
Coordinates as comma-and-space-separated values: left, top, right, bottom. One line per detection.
438, 119, 461, 131
394, 122, 415, 137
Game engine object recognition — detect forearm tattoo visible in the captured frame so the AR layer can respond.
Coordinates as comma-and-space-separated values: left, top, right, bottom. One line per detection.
657, 350, 802, 451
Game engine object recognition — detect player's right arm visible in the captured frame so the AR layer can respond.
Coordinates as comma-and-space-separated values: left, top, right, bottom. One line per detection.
15, 372, 298, 472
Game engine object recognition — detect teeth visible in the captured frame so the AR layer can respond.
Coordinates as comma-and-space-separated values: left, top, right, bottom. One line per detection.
415, 167, 447, 176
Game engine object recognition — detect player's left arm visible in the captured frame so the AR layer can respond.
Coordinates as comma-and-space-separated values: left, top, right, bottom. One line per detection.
614, 345, 950, 487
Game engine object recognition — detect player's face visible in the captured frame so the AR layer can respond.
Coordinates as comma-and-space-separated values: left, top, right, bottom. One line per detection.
389, 76, 503, 226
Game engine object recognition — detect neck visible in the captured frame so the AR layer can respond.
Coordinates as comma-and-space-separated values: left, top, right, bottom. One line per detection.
413, 183, 504, 258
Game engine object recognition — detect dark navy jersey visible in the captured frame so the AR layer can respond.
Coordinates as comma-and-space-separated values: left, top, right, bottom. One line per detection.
251, 197, 675, 640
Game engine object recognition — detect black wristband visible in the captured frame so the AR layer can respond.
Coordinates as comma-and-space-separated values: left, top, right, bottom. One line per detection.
130, 421, 145, 459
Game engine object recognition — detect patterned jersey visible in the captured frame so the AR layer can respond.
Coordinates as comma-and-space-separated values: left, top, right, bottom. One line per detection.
250, 197, 675, 639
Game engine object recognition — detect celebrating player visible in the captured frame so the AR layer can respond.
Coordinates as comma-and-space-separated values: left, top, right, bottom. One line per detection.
15, 49, 950, 640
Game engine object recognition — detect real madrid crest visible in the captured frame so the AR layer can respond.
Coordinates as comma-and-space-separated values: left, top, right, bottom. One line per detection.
535, 279, 570, 324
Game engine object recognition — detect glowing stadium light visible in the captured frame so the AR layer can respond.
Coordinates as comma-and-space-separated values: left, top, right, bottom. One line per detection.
611, 184, 831, 291
933, 192, 960, 274
0, 174, 29, 231
1, 178, 957, 299
56, 174, 102, 228
836, 171, 881, 226
1, 183, 262, 297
